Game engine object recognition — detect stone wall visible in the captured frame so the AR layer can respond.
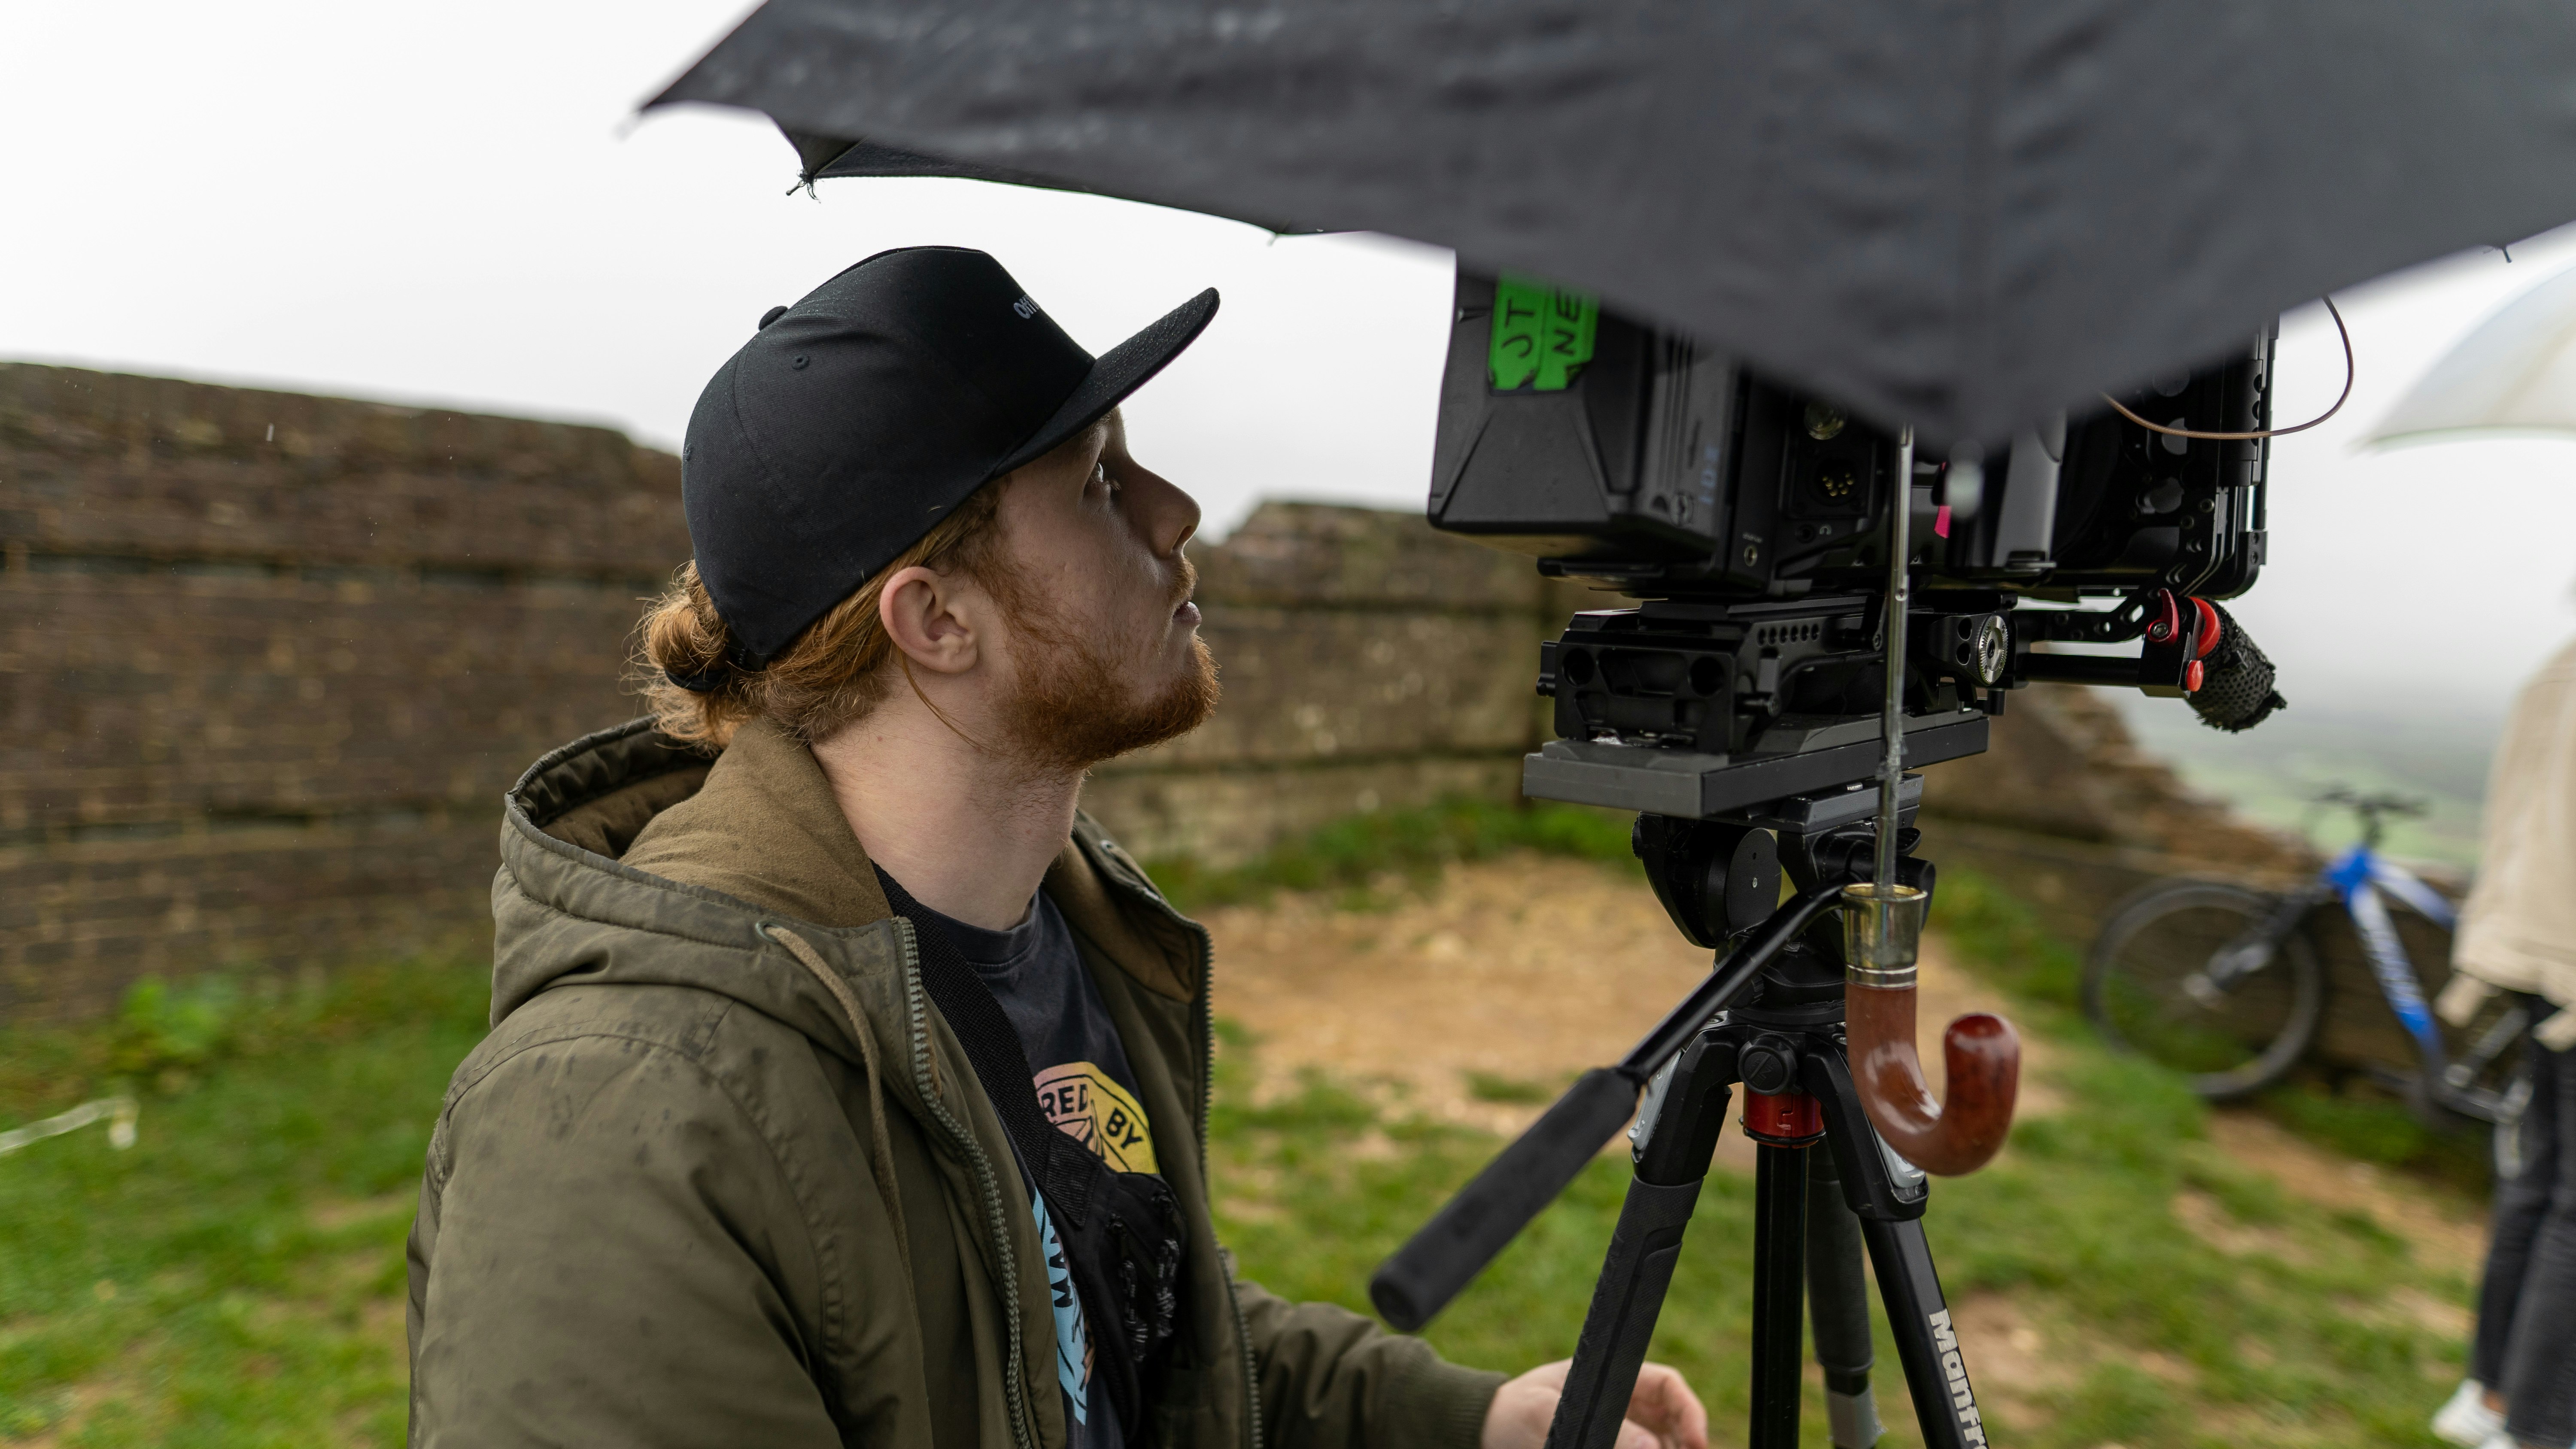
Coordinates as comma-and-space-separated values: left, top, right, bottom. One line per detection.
1081, 502, 1585, 863
0, 366, 1578, 1021
0, 364, 686, 1021
3, 362, 2460, 1080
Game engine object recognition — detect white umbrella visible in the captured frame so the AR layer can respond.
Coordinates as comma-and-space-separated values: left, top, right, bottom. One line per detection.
2371, 263, 2576, 444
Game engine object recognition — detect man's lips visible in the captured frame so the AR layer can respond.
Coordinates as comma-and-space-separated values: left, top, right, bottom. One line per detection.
1173, 599, 1202, 628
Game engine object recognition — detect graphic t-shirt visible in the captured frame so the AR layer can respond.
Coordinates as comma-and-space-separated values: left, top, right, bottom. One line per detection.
911, 887, 1156, 1449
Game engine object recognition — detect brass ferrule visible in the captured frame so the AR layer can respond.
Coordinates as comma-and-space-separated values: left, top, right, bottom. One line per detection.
1840, 882, 1929, 989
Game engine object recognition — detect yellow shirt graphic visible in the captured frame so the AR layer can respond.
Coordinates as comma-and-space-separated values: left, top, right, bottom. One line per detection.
1033, 1062, 1158, 1174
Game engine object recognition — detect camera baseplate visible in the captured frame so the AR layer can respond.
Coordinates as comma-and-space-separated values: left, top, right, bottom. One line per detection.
1526, 595, 1993, 818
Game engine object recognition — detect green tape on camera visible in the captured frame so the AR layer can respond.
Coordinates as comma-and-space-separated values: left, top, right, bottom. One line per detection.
1489, 275, 1598, 392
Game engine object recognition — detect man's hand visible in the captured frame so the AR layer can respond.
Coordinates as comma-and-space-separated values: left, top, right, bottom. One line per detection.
1480, 1359, 1708, 1449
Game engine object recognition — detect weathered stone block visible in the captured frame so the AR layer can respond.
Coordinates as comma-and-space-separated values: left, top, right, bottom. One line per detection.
1081, 757, 1527, 868
1191, 501, 1540, 611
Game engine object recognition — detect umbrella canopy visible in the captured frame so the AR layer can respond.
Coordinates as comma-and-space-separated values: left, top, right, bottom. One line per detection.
653, 0, 2576, 449
2370, 263, 2576, 445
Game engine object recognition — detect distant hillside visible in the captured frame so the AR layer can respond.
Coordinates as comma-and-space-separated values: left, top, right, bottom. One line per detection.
2111, 695, 2499, 869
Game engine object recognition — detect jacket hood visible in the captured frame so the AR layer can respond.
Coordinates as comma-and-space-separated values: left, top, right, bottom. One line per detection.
491, 716, 1200, 1055
489, 717, 915, 1054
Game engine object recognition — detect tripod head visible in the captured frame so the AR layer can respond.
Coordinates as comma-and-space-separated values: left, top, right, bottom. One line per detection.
1632, 798, 1931, 949
1639, 782, 2014, 1176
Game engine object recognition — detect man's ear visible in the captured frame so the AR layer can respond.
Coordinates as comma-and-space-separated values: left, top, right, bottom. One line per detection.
877, 565, 983, 676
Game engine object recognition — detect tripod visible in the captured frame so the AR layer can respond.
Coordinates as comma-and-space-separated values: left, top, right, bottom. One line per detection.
1371, 781, 1999, 1449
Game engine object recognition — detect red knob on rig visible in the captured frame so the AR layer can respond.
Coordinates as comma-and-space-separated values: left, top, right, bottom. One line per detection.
2143, 589, 2182, 644
2188, 596, 2222, 657
1741, 1090, 1825, 1146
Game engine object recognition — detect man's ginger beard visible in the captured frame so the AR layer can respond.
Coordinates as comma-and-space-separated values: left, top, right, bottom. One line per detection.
973, 555, 1220, 773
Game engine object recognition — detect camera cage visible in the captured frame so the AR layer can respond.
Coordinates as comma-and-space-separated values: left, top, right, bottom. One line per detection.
1425, 270, 2281, 815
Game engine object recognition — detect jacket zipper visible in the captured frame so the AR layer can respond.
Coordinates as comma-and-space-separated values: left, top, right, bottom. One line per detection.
892, 919, 1039, 1449
1106, 844, 1264, 1449
1197, 927, 1267, 1449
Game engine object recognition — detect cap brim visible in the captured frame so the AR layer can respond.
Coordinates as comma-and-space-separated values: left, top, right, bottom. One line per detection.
990, 287, 1220, 477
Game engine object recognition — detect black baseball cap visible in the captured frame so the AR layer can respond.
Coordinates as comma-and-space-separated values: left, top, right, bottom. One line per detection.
679, 246, 1218, 669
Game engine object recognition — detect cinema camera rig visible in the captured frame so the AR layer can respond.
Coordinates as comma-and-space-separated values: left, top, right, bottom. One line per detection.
1370, 276, 2293, 1449
1428, 272, 2287, 822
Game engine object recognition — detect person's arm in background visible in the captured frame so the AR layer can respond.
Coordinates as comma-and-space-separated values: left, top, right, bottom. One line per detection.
2442, 637, 2576, 1052
1233, 1276, 1708, 1449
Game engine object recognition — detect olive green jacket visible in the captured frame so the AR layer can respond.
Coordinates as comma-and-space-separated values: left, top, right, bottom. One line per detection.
405, 717, 1503, 1449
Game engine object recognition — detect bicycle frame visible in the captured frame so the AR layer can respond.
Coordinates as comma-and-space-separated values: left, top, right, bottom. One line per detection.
2200, 839, 2521, 1121
2100, 787, 2533, 1124
2322, 844, 2523, 1121
2325, 844, 2452, 1043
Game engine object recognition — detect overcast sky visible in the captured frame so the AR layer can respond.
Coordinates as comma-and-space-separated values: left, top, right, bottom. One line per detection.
8, 0, 2576, 723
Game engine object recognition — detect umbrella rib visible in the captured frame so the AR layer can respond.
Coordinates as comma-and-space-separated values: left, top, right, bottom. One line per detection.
2102, 298, 2352, 442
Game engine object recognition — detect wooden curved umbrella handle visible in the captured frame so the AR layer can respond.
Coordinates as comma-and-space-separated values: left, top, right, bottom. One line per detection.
1844, 983, 2020, 1176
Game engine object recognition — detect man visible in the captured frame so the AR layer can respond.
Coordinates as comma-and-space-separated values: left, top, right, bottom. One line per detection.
2432, 637, 2576, 1449
405, 246, 1707, 1449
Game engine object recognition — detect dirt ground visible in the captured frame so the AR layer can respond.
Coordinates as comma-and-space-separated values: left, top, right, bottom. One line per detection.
1204, 853, 2065, 1176
1203, 854, 2494, 1426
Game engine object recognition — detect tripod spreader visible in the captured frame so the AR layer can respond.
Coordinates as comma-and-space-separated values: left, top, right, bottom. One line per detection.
1368, 886, 1847, 1331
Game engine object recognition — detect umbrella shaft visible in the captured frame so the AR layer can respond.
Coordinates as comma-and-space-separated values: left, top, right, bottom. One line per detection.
1876, 428, 1914, 894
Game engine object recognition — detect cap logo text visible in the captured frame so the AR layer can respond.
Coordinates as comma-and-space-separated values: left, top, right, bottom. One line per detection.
1013, 295, 1039, 319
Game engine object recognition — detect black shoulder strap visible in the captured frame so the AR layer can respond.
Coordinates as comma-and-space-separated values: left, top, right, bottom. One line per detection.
875, 867, 1100, 1224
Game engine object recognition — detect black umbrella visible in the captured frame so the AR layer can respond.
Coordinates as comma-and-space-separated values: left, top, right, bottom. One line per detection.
656, 0, 2576, 447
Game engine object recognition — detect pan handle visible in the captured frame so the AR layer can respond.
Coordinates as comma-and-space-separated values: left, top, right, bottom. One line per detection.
1839, 883, 2019, 1175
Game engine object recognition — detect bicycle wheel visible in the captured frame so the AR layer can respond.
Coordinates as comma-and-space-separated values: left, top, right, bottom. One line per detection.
2084, 881, 2326, 1100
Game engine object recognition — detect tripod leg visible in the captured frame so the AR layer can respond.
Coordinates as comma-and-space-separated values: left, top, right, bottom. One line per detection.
1807, 1151, 1884, 1449
1859, 1217, 1992, 1449
1544, 1035, 1735, 1449
1543, 1176, 1706, 1449
1749, 1144, 1809, 1449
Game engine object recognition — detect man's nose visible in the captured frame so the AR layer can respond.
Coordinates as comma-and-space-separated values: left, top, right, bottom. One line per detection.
1133, 469, 1201, 559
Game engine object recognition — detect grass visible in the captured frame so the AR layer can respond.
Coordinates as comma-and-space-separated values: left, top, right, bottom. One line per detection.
0, 826, 2487, 1447
1926, 866, 2087, 1010
1145, 796, 1635, 913
1212, 1039, 2472, 1449
1936, 861, 2496, 1192
1464, 1071, 1559, 1106
2255, 1077, 2493, 1191
0, 959, 491, 1444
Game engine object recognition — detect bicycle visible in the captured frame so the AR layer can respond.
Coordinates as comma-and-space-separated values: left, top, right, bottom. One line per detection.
2082, 789, 2530, 1124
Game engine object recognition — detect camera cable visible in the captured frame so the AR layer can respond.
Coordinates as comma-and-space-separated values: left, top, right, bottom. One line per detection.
2101, 295, 2352, 440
